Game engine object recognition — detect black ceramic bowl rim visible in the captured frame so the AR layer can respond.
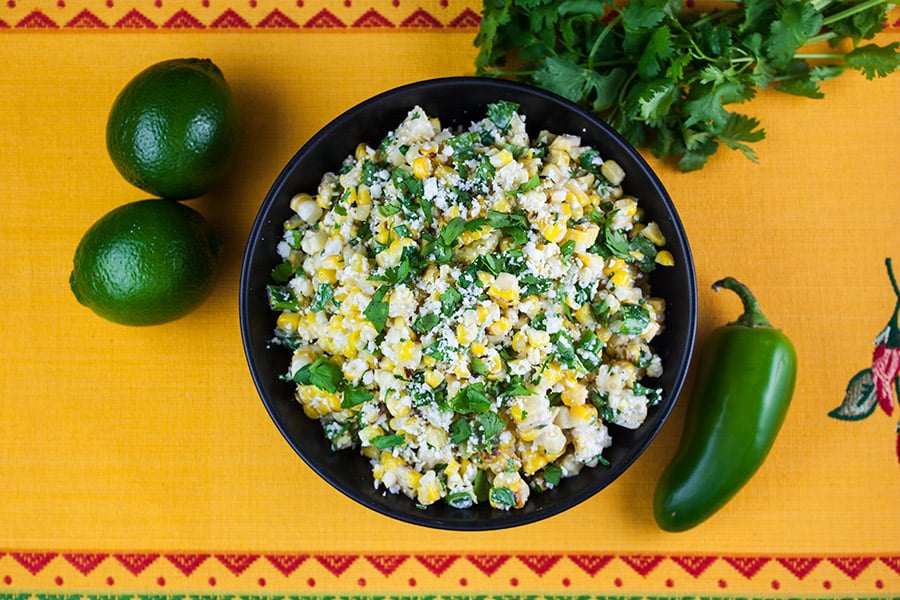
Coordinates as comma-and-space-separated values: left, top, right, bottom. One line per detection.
240, 76, 697, 531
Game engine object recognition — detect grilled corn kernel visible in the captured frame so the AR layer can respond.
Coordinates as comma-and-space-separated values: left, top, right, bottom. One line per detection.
600, 159, 625, 185
412, 156, 431, 179
511, 329, 529, 354
655, 250, 675, 266
490, 148, 514, 168
277, 311, 300, 332
561, 381, 588, 407
640, 221, 666, 246
356, 185, 372, 206
316, 268, 338, 284
488, 317, 512, 337
569, 403, 598, 426
487, 272, 520, 307
525, 328, 551, 348
424, 369, 444, 388
541, 220, 567, 244
456, 323, 477, 345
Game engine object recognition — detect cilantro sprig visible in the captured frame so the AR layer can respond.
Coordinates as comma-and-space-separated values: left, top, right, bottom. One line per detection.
475, 0, 899, 171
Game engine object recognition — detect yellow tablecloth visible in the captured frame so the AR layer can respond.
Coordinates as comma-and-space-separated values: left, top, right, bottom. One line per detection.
1, 2, 899, 599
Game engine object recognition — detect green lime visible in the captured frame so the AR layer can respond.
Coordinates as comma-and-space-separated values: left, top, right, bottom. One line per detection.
106, 58, 241, 200
70, 199, 223, 326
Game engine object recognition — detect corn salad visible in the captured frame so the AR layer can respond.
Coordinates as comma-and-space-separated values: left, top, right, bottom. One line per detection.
267, 102, 672, 510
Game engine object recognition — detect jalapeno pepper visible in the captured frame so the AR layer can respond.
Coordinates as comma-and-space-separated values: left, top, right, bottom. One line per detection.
653, 277, 797, 532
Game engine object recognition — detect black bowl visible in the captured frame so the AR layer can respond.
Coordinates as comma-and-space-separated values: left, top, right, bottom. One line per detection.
240, 77, 697, 530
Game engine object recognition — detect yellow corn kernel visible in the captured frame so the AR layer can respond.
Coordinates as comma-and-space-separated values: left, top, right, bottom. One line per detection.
518, 427, 542, 442
565, 181, 590, 207
374, 222, 391, 246
403, 468, 423, 491
376, 237, 414, 269
356, 185, 372, 206
541, 220, 567, 244
655, 250, 675, 266
521, 447, 553, 476
492, 195, 512, 213
315, 193, 332, 210
452, 360, 471, 379
277, 311, 300, 332
576, 251, 605, 273
417, 474, 443, 505
488, 317, 512, 337
434, 165, 455, 180
611, 269, 631, 288
456, 322, 476, 346
574, 304, 595, 326
459, 224, 491, 246
487, 272, 520, 307
476, 271, 494, 288
424, 369, 444, 388
444, 459, 460, 478
509, 402, 528, 423
385, 393, 410, 418
470, 342, 487, 357
316, 268, 338, 284
490, 148, 514, 168
295, 385, 341, 419
640, 221, 666, 246
561, 381, 588, 407
422, 355, 437, 368
526, 328, 551, 348
361, 444, 379, 460
475, 304, 492, 324
569, 403, 598, 426
647, 297, 666, 316
564, 223, 600, 251
354, 143, 370, 161
540, 363, 564, 387
603, 257, 626, 277
600, 159, 625, 185
617, 197, 638, 217
412, 156, 431, 179
511, 329, 529, 354
396, 340, 417, 363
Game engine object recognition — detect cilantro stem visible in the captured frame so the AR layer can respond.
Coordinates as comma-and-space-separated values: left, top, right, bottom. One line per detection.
587, 13, 622, 70
821, 0, 891, 27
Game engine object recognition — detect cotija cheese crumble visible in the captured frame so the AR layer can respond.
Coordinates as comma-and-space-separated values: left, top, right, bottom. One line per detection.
267, 101, 673, 510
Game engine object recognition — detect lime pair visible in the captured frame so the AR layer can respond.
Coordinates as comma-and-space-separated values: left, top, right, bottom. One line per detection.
70, 58, 241, 326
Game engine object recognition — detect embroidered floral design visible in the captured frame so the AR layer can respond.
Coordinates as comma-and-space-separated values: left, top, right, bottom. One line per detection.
830, 258, 900, 462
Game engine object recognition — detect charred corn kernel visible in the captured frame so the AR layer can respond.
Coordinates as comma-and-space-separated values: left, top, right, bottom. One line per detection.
541, 220, 567, 244
511, 330, 529, 354
570, 403, 598, 426
561, 382, 588, 407
412, 156, 431, 179
526, 328, 551, 348
487, 272, 520, 306
296, 385, 341, 419
277, 311, 300, 332
488, 317, 512, 336
601, 159, 625, 185
424, 369, 444, 388
490, 148, 514, 168
655, 250, 675, 266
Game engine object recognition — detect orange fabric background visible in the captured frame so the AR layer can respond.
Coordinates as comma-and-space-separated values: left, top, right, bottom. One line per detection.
1, 1, 899, 597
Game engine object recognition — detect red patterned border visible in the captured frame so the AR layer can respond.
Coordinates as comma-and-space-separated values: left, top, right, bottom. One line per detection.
0, 3, 481, 30
2, 551, 899, 584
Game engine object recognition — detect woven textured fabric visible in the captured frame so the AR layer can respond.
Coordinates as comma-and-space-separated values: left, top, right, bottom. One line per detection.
1, 2, 899, 599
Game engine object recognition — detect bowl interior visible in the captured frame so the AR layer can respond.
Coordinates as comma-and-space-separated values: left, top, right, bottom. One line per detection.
240, 77, 697, 530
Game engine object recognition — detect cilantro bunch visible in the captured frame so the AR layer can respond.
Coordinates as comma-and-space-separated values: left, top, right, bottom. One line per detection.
475, 0, 900, 171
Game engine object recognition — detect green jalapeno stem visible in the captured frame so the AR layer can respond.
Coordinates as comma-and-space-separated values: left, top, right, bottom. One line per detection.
712, 277, 772, 329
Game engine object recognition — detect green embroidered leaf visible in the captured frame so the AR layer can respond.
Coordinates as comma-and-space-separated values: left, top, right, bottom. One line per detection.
828, 368, 878, 421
